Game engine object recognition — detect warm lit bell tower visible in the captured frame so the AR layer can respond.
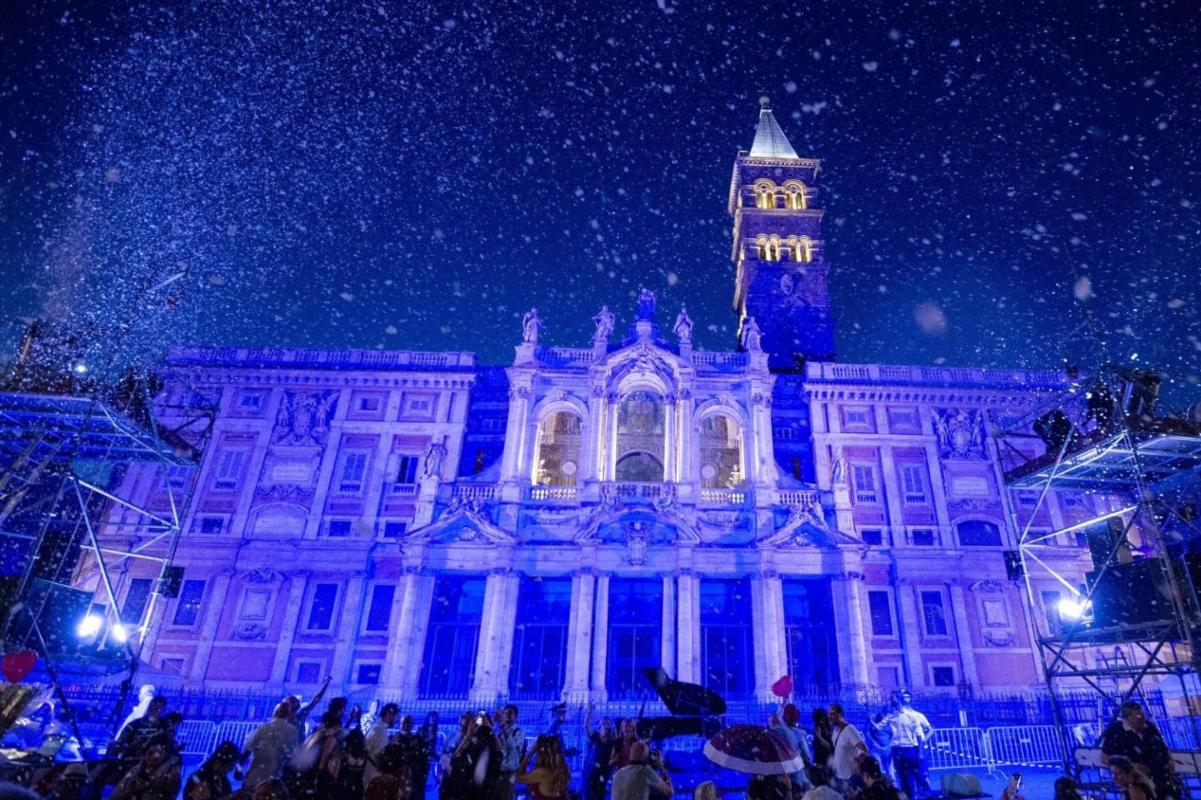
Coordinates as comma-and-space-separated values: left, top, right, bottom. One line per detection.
729, 101, 835, 369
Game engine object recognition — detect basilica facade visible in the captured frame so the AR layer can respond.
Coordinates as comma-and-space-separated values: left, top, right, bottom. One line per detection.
82, 108, 1101, 704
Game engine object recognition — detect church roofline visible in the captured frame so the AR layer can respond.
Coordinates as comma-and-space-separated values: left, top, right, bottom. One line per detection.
166, 345, 477, 371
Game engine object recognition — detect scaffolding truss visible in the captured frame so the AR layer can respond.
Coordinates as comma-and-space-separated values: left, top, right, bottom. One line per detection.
995, 363, 1201, 772
0, 383, 213, 745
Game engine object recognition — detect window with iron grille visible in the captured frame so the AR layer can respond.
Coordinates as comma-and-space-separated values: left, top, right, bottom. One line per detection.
920, 590, 949, 637
898, 463, 928, 504
852, 464, 879, 504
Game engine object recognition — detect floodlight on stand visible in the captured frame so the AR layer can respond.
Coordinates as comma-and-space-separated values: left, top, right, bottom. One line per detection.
109, 623, 129, 643
76, 613, 103, 639
1058, 596, 1093, 621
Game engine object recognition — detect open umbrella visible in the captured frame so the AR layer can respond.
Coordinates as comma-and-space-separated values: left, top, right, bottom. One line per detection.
702, 724, 806, 775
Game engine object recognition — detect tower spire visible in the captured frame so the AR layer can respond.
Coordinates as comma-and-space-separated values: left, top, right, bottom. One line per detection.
748, 97, 800, 160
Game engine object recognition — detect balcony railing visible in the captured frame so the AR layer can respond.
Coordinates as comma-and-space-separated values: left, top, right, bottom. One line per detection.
454, 483, 498, 502
698, 487, 748, 505
527, 485, 580, 502
386, 482, 419, 497
777, 489, 819, 507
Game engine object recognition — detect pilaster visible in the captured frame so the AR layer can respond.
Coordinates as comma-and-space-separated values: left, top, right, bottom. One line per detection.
660, 574, 676, 676
563, 571, 596, 699
590, 574, 610, 700
268, 571, 310, 685
895, 582, 925, 689
949, 583, 980, 688
675, 571, 701, 683
192, 569, 234, 682
331, 573, 366, 690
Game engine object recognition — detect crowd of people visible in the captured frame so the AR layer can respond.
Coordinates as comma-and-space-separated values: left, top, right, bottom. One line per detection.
0, 684, 1187, 800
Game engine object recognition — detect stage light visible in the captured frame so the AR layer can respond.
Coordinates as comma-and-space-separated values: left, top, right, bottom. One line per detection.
72, 362, 88, 375
109, 623, 129, 643
1058, 596, 1092, 620
76, 613, 103, 638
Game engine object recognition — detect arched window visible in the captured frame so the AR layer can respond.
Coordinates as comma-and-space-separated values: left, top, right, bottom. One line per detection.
533, 411, 582, 486
788, 236, 813, 263
615, 391, 665, 482
699, 414, 744, 488
754, 183, 776, 209
784, 184, 808, 210
755, 236, 781, 262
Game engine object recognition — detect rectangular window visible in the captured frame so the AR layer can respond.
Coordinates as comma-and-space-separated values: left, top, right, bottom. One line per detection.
868, 590, 895, 636
358, 396, 382, 412
305, 583, 339, 632
607, 579, 663, 699
120, 578, 153, 624
165, 465, 192, 490
920, 590, 949, 637
382, 521, 407, 540
783, 579, 838, 688
337, 451, 369, 494
213, 450, 247, 491
843, 407, 872, 430
899, 463, 928, 504
701, 579, 755, 697
395, 455, 419, 484
238, 392, 264, 410
172, 580, 205, 627
931, 665, 957, 687
1040, 589, 1062, 634
509, 578, 572, 700
197, 516, 225, 535
356, 663, 382, 685
160, 657, 186, 676
419, 575, 485, 698
327, 520, 352, 538
957, 520, 1003, 547
877, 666, 900, 688
851, 464, 879, 504
295, 661, 322, 684
364, 584, 395, 633
860, 528, 885, 546
910, 528, 939, 547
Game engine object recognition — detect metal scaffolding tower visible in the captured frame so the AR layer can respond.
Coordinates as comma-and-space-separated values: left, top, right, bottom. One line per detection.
0, 380, 214, 744
995, 363, 1201, 772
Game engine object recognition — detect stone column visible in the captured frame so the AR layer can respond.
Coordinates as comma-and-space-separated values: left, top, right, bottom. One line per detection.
581, 389, 604, 482
923, 443, 953, 535
660, 575, 676, 676
751, 571, 787, 700
330, 573, 366, 689
492, 575, 521, 694
471, 569, 519, 704
605, 396, 621, 481
949, 583, 980, 688
268, 571, 309, 685
878, 446, 906, 544
676, 572, 701, 683
191, 570, 234, 682
590, 574, 610, 700
563, 571, 596, 700
663, 396, 677, 482
895, 582, 925, 688
831, 570, 872, 686
381, 570, 417, 691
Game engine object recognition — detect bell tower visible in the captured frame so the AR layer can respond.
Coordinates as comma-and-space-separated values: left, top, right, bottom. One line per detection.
729, 102, 835, 369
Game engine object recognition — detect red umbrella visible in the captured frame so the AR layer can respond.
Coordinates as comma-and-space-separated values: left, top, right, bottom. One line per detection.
702, 724, 805, 775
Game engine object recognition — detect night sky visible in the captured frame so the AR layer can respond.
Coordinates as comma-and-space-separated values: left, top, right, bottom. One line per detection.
2, 1, 1198, 403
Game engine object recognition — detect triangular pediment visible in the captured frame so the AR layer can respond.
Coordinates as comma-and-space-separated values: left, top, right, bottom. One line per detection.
406, 502, 516, 546
756, 498, 860, 550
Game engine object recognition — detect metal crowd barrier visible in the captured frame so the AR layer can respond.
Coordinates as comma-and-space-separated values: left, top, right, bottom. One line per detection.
986, 725, 1063, 767
215, 720, 262, 751
926, 727, 991, 770
175, 720, 218, 757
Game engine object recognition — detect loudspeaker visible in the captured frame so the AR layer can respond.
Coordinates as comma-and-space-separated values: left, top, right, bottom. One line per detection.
1086, 560, 1175, 630
159, 567, 184, 598
1086, 517, 1132, 567
1003, 550, 1024, 581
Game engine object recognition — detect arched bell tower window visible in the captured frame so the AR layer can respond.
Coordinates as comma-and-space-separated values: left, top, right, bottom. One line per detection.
615, 391, 665, 482
699, 414, 744, 488
753, 181, 777, 210
784, 183, 808, 210
533, 411, 582, 486
790, 236, 813, 263
755, 236, 782, 262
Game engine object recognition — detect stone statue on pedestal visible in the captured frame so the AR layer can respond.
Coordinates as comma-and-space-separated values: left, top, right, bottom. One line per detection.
673, 305, 694, 343
636, 288, 656, 321
423, 436, 448, 479
741, 317, 763, 352
522, 308, 543, 343
592, 305, 615, 342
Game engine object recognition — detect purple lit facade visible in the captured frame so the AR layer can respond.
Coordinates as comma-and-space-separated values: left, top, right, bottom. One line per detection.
78, 110, 1105, 703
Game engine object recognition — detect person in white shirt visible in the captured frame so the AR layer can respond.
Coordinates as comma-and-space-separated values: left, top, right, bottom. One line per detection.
242, 703, 300, 788
827, 704, 867, 795
873, 691, 932, 800
364, 702, 398, 785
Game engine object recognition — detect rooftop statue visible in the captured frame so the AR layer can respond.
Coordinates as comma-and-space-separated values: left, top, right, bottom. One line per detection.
522, 308, 543, 344
592, 305, 615, 342
673, 305, 694, 344
637, 288, 656, 321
